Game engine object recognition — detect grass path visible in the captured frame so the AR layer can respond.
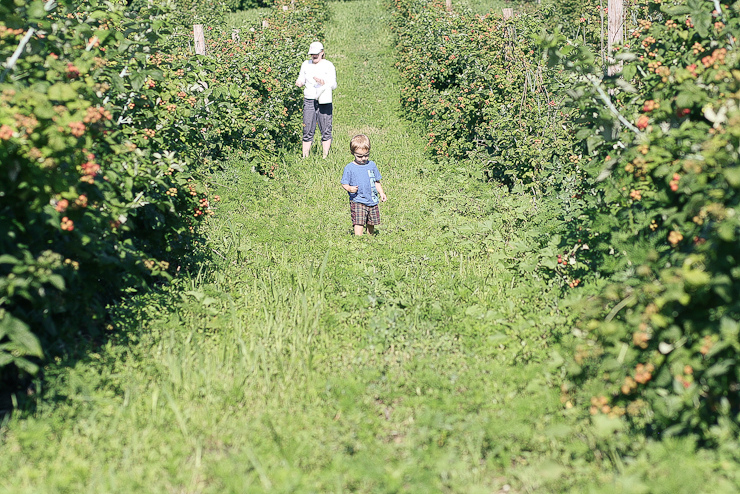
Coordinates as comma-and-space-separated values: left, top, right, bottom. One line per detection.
0, 1, 600, 492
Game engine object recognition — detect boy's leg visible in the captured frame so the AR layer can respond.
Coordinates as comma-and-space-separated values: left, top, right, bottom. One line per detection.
366, 205, 380, 235
350, 202, 368, 236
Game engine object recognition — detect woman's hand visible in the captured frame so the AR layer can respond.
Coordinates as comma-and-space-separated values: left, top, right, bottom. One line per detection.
296, 80, 305, 87
313, 76, 324, 86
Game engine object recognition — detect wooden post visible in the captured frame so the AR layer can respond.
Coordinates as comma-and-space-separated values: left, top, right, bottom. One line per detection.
262, 19, 269, 28
607, 0, 623, 76
599, 0, 605, 67
193, 24, 206, 55
502, 8, 515, 60
232, 29, 240, 42
445, 0, 451, 12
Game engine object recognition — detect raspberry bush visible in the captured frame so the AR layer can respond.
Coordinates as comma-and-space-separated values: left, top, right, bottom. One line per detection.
547, 0, 740, 442
391, 0, 577, 188
0, 0, 327, 379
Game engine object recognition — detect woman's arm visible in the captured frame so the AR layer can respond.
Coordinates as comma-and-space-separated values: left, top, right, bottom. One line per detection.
313, 62, 337, 90
324, 61, 337, 90
295, 61, 306, 87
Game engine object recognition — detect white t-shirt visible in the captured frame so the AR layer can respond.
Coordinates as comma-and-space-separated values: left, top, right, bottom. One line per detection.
296, 59, 337, 104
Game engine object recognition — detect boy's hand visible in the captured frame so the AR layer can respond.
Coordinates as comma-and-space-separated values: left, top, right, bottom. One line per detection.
347, 185, 359, 193
379, 192, 387, 202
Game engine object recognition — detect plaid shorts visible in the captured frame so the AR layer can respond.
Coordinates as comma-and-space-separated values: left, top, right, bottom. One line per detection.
350, 201, 381, 226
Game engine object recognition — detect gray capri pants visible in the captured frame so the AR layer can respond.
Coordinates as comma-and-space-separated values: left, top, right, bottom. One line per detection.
303, 98, 333, 142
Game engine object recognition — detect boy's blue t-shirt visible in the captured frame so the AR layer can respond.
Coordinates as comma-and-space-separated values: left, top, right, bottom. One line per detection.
341, 161, 382, 206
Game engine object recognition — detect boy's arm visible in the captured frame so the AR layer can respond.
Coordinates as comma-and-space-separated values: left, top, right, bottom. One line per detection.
341, 167, 357, 193
375, 181, 387, 202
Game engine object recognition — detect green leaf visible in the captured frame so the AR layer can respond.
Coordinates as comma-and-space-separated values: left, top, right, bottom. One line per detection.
130, 72, 146, 92
615, 53, 637, 62
111, 74, 125, 93
586, 135, 602, 153
704, 359, 735, 378
48, 83, 78, 101
0, 315, 43, 358
34, 102, 56, 119
675, 88, 702, 109
14, 357, 39, 374
665, 5, 691, 15
718, 221, 735, 241
723, 167, 740, 188
591, 414, 624, 439
621, 64, 636, 81
0, 255, 21, 265
48, 274, 66, 291
27, 0, 46, 19
693, 10, 711, 38
94, 30, 111, 44
683, 269, 710, 287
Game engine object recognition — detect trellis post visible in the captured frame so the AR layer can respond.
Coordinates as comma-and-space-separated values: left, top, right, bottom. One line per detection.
193, 24, 206, 55
502, 7, 515, 59
607, 0, 623, 75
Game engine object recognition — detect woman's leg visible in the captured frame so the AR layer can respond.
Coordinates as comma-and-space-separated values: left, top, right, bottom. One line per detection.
317, 103, 333, 158
302, 99, 319, 157
322, 139, 332, 159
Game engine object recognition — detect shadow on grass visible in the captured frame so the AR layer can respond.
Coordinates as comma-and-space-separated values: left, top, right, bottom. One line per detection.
0, 242, 213, 422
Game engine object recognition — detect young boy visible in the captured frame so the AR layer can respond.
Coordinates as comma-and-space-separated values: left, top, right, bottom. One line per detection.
341, 134, 387, 236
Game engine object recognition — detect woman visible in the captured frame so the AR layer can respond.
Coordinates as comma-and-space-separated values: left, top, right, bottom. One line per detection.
295, 41, 337, 158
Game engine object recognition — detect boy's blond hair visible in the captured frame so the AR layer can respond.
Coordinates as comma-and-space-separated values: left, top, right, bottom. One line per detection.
349, 134, 370, 154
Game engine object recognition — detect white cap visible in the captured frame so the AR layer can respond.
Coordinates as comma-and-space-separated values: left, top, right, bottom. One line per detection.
308, 41, 324, 55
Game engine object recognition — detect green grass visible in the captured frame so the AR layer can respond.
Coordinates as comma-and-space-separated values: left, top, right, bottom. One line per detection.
224, 7, 272, 30
457, 0, 513, 15
1, 1, 738, 493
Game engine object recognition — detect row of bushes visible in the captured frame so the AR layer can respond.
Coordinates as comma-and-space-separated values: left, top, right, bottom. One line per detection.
389, 0, 589, 295
390, 0, 577, 189
548, 0, 740, 444
389, 0, 739, 446
0, 0, 327, 381
125, 0, 329, 173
